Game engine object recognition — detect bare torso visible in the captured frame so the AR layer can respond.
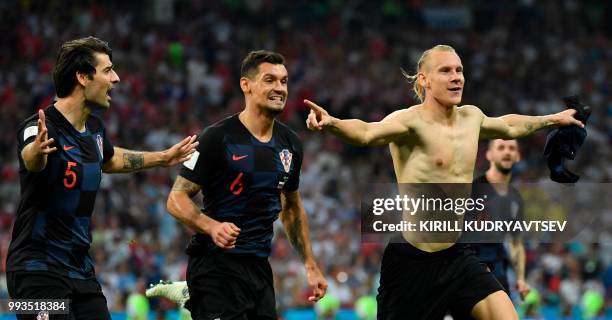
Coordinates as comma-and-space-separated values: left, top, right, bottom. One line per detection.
388, 104, 483, 251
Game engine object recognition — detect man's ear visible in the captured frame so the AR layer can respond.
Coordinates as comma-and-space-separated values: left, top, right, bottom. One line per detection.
240, 76, 250, 94
76, 71, 90, 87
485, 148, 492, 162
417, 72, 427, 90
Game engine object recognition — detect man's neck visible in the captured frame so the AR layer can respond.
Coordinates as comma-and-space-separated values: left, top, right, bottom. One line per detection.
485, 168, 511, 195
54, 95, 91, 133
238, 106, 275, 142
422, 98, 457, 125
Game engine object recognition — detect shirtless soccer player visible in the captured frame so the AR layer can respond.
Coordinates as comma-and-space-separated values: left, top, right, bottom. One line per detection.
304, 45, 583, 320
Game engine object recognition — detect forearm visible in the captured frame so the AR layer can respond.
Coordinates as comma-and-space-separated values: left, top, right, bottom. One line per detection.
104, 147, 169, 173
21, 144, 48, 172
326, 118, 371, 146
281, 207, 316, 264
510, 241, 526, 281
500, 114, 558, 138
167, 191, 217, 235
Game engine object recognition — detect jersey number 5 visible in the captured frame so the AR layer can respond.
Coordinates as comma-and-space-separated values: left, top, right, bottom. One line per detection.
64, 161, 77, 188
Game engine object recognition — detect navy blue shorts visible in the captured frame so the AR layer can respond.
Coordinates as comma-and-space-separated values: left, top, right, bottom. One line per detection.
186, 252, 276, 320
377, 240, 505, 320
6, 271, 110, 320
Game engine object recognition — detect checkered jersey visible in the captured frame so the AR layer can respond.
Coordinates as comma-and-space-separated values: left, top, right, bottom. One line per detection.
469, 175, 525, 276
180, 114, 302, 257
7, 105, 114, 279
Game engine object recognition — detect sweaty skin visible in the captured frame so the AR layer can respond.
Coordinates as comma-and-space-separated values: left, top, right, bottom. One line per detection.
388, 105, 481, 184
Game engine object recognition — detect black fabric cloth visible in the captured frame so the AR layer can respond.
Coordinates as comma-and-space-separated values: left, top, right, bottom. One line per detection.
7, 271, 111, 320
8, 105, 114, 279
543, 95, 591, 183
180, 114, 303, 258
376, 237, 504, 320
185, 251, 276, 320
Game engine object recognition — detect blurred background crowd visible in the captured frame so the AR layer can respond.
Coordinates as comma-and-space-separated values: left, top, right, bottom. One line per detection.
0, 0, 611, 319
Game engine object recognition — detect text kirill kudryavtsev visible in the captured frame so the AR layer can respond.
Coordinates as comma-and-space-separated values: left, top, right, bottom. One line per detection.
369, 195, 567, 233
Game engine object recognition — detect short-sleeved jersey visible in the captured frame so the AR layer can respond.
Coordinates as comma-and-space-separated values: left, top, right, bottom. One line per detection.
180, 114, 302, 257
7, 105, 114, 279
469, 175, 524, 266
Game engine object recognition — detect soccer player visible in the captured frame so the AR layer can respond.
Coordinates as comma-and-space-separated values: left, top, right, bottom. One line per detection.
165, 50, 327, 319
305, 45, 582, 319
6, 36, 198, 320
470, 139, 531, 299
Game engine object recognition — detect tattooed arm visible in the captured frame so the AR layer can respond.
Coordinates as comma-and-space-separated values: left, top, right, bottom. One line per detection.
475, 106, 584, 140
102, 135, 198, 173
280, 190, 327, 301
166, 176, 240, 248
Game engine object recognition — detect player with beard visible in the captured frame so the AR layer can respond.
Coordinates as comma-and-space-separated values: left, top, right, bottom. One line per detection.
7, 36, 198, 319
164, 50, 327, 319
470, 139, 531, 300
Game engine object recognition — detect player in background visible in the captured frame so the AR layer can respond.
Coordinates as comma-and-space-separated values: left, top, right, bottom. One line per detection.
470, 139, 531, 300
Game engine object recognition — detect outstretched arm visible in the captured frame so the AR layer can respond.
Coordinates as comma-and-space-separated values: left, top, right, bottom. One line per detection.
167, 176, 240, 249
102, 135, 198, 173
480, 108, 584, 140
304, 99, 411, 146
280, 190, 327, 302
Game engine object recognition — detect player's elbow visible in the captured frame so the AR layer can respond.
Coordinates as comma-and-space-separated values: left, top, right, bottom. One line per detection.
360, 132, 373, 147
166, 192, 182, 218
505, 127, 524, 139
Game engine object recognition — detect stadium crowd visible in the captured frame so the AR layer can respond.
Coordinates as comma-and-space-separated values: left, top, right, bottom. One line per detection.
1, 0, 611, 318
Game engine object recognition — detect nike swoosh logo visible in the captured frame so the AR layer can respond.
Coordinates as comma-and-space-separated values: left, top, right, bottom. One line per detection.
63, 145, 75, 151
232, 154, 248, 161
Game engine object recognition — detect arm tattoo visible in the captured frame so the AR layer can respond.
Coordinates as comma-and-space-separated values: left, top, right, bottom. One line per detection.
171, 178, 201, 197
286, 214, 307, 261
123, 153, 144, 170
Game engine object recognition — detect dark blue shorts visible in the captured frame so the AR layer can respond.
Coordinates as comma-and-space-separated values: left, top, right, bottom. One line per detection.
6, 271, 110, 320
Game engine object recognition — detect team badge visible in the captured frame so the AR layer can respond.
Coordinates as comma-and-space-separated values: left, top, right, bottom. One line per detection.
96, 134, 104, 159
279, 149, 292, 173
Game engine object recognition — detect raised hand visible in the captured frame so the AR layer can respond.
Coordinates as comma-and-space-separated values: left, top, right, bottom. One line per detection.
555, 109, 584, 128
33, 109, 57, 155
304, 99, 333, 131
163, 135, 199, 166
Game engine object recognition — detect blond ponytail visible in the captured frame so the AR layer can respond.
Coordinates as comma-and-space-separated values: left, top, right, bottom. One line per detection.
402, 44, 456, 103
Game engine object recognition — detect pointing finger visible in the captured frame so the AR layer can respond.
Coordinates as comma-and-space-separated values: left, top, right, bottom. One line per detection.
303, 99, 323, 113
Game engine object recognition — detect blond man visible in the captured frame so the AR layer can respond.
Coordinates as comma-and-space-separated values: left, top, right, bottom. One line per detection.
305, 45, 581, 320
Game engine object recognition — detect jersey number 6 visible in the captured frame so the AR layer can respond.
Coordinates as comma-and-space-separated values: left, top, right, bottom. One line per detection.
230, 172, 244, 195
63, 161, 77, 188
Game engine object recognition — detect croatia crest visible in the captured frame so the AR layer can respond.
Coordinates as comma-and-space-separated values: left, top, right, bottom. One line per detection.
279, 149, 293, 173
96, 134, 104, 159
